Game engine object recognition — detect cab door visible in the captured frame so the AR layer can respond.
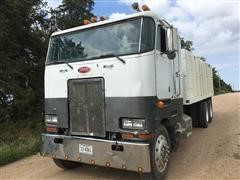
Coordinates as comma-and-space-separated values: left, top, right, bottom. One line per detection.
155, 25, 174, 99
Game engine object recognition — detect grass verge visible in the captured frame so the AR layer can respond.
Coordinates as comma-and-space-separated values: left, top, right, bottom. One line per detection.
0, 116, 44, 166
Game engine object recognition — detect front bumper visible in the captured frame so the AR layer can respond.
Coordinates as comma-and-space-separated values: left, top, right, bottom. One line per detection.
41, 134, 151, 172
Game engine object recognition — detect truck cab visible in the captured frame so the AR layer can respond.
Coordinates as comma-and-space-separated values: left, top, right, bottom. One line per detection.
41, 10, 212, 179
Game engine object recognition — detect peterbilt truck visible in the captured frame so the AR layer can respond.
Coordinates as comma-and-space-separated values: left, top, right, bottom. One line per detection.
41, 9, 214, 180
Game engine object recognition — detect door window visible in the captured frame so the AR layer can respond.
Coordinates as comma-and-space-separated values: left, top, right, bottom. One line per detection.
157, 25, 167, 53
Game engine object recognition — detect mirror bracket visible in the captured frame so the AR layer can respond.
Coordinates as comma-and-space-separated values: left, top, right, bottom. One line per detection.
167, 50, 176, 59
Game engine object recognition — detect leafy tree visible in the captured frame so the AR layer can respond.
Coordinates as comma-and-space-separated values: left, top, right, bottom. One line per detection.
180, 38, 194, 51
52, 0, 95, 30
0, 0, 48, 122
200, 57, 206, 62
212, 67, 232, 94
0, 0, 95, 122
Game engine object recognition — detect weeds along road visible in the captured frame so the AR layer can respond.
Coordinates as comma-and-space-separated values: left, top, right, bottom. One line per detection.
1, 93, 240, 180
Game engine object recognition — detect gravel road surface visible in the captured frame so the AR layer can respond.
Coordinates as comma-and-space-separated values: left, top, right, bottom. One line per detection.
1, 93, 240, 180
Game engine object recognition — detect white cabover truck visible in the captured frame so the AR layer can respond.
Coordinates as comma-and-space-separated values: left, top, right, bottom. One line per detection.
41, 10, 214, 180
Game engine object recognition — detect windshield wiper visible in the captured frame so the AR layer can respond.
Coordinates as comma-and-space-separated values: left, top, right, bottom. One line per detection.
48, 61, 73, 70
99, 54, 126, 64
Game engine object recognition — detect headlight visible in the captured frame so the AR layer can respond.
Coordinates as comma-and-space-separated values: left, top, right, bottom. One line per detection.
133, 120, 144, 129
45, 115, 58, 124
122, 118, 145, 130
123, 120, 133, 128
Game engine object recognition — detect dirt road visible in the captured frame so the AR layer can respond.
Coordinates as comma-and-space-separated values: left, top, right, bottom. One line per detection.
1, 93, 240, 180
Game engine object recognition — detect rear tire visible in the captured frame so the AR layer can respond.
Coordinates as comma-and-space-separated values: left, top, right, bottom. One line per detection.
189, 103, 199, 127
53, 158, 81, 170
199, 101, 209, 128
140, 125, 170, 180
207, 99, 213, 123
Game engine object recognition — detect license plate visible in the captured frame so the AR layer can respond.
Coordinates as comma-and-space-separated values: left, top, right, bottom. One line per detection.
79, 144, 93, 155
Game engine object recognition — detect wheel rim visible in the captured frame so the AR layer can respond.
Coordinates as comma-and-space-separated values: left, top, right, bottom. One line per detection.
154, 134, 170, 173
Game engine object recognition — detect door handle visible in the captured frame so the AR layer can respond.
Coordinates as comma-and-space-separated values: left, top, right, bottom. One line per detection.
59, 69, 68, 73
103, 64, 114, 69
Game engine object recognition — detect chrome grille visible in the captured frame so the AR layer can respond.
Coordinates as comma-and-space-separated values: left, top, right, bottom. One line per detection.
68, 78, 105, 137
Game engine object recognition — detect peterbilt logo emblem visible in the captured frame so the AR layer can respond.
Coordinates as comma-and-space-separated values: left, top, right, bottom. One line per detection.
78, 66, 91, 73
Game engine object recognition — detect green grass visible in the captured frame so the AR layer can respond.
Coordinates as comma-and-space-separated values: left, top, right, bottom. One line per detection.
0, 117, 45, 166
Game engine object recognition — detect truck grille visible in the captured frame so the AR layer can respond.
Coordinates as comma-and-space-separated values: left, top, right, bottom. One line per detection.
68, 78, 105, 137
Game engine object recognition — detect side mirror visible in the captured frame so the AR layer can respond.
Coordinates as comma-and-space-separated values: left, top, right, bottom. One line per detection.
166, 27, 178, 59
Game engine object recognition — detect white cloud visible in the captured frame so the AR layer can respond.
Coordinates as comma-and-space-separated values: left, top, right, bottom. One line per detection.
116, 0, 240, 88
174, 0, 239, 56
118, 0, 239, 57
109, 13, 127, 19
176, 0, 238, 21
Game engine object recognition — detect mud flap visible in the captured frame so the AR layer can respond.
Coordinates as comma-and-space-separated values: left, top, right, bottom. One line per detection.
176, 114, 192, 139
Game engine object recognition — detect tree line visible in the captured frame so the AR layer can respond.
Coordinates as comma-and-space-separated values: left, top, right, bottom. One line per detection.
0, 0, 94, 122
0, 0, 232, 122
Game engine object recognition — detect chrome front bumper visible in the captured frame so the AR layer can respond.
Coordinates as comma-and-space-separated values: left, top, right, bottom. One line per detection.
41, 134, 151, 172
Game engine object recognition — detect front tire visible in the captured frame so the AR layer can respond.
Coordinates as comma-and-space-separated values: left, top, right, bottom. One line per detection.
53, 158, 81, 170
141, 125, 170, 180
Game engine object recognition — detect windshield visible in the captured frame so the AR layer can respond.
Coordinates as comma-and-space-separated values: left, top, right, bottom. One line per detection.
47, 17, 155, 64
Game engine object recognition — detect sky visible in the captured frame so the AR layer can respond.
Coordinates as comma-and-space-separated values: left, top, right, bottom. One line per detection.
47, 0, 240, 90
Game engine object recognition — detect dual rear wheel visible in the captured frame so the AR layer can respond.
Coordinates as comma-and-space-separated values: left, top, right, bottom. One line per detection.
189, 98, 213, 128
199, 99, 213, 128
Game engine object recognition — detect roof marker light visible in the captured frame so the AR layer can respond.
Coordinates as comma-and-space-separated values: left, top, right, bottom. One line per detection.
91, 17, 97, 23
142, 4, 150, 11
99, 16, 106, 21
83, 19, 91, 25
132, 2, 141, 12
